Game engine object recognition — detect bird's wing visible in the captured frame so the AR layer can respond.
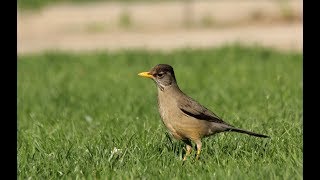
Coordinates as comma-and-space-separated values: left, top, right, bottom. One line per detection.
177, 95, 230, 125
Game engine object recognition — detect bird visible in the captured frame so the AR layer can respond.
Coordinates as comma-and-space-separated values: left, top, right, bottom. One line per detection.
138, 64, 269, 161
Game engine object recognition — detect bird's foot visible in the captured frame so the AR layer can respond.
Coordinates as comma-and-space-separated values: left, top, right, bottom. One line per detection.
195, 149, 201, 160
183, 149, 192, 161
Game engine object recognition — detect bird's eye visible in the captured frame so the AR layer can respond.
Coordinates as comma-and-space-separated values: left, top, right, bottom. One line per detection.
157, 73, 164, 78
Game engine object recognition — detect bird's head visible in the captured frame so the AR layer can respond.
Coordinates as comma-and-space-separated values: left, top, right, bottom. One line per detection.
138, 64, 177, 91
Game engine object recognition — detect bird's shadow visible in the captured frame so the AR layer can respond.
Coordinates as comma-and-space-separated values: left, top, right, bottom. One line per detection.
162, 132, 203, 163
162, 132, 185, 157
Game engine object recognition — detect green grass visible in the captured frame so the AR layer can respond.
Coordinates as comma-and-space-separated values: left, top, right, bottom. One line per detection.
18, 45, 302, 179
18, 0, 166, 10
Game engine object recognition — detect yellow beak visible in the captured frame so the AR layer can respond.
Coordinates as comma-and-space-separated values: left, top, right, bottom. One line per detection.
138, 72, 153, 78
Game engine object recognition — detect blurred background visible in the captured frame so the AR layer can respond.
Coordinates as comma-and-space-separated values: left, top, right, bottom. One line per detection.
17, 0, 302, 54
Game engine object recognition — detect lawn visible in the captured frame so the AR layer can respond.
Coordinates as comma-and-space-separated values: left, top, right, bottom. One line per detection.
18, 46, 302, 179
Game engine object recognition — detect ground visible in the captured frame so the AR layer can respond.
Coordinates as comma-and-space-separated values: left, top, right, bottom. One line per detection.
17, 1, 302, 54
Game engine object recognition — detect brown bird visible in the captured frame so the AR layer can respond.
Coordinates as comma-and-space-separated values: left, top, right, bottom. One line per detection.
138, 64, 269, 160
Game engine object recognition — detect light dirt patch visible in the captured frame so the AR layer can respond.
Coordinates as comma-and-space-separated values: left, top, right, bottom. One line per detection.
17, 1, 302, 54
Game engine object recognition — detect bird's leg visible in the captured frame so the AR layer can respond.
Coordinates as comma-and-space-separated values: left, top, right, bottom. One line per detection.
183, 144, 192, 161
182, 139, 192, 161
195, 140, 202, 160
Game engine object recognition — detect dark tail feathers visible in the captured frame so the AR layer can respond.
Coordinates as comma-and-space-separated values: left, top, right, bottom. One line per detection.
228, 128, 270, 138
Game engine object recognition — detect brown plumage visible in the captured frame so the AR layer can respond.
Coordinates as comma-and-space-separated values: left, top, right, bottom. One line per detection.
138, 64, 269, 160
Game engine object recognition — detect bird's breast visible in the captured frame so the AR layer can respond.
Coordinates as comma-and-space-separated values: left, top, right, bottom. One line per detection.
157, 92, 177, 124
157, 90, 184, 139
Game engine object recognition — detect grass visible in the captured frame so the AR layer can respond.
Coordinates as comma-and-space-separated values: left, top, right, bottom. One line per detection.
18, 45, 302, 179
200, 13, 216, 28
118, 10, 133, 29
18, 0, 167, 10
277, 0, 298, 22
